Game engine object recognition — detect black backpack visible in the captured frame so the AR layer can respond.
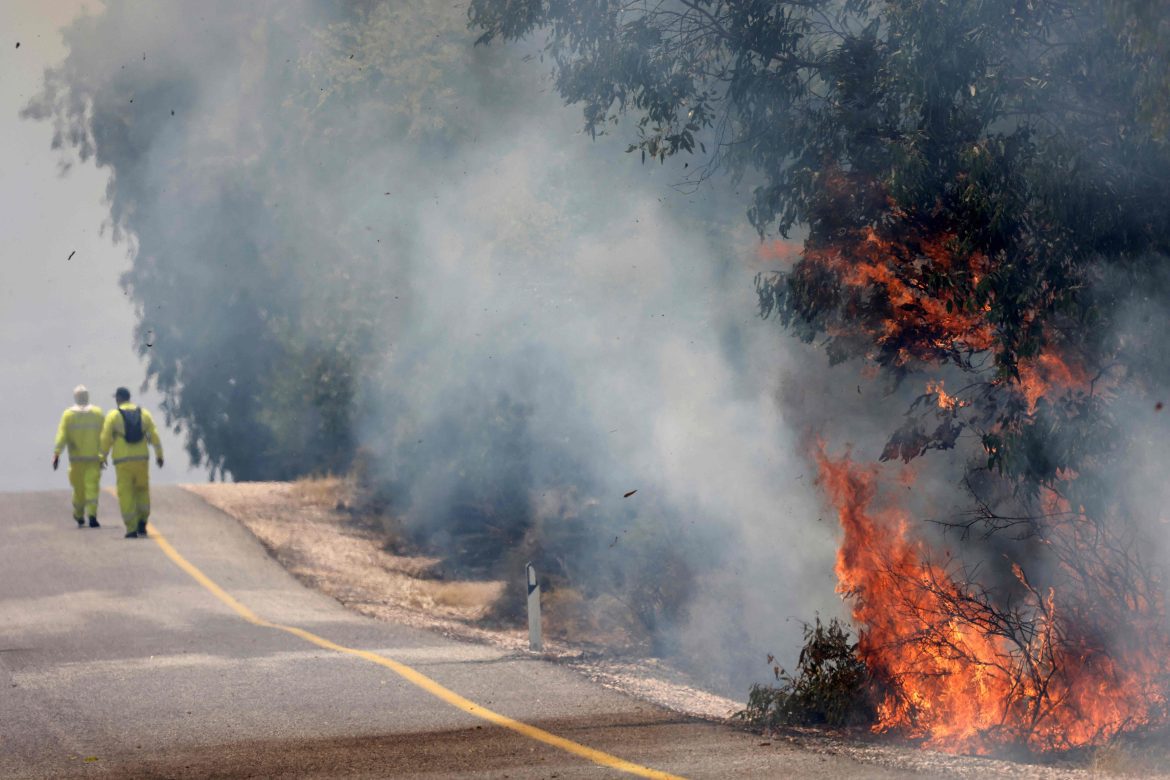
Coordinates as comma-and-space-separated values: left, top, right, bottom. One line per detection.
119, 407, 145, 444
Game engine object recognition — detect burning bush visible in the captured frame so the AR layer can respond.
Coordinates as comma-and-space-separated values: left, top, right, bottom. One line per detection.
817, 444, 1170, 753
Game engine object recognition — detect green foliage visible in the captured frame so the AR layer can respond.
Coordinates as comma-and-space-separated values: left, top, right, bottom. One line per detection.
736, 617, 875, 729
25, 0, 518, 480
471, 0, 1170, 496
472, 0, 843, 234
474, 2, 1170, 733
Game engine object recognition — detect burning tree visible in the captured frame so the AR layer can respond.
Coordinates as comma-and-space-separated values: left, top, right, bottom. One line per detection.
473, 0, 1170, 752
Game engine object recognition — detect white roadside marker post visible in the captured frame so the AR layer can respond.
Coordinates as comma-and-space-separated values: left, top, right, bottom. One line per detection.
526, 562, 542, 652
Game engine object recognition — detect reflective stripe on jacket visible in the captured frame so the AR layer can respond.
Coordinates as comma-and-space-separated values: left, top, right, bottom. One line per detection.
54, 405, 105, 461
100, 404, 163, 465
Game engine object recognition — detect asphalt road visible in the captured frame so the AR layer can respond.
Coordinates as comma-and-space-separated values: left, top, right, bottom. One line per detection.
0, 487, 914, 779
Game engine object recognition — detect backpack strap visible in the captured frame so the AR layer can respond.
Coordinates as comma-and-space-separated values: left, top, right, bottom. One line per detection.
117, 406, 135, 439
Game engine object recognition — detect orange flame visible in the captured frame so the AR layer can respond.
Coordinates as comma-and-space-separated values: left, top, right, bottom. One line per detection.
758, 239, 803, 266
925, 380, 966, 411
798, 226, 996, 368
787, 201, 1161, 751
816, 445, 1168, 753
796, 220, 1102, 411
1016, 352, 1093, 412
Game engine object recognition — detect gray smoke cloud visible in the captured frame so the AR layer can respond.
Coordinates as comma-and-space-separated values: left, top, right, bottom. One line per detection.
24, 0, 854, 695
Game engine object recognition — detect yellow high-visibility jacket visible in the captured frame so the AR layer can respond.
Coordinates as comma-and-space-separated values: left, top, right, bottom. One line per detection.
54, 405, 105, 462
100, 403, 163, 466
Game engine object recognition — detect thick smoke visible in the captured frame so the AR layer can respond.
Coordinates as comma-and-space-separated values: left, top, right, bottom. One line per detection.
27, 0, 847, 694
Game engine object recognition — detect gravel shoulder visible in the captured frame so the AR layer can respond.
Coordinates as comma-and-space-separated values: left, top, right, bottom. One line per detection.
182, 479, 741, 721
181, 479, 1154, 779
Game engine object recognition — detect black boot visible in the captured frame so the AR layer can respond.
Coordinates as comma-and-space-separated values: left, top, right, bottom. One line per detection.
136, 519, 148, 536
74, 516, 85, 527
124, 530, 139, 539
88, 516, 100, 528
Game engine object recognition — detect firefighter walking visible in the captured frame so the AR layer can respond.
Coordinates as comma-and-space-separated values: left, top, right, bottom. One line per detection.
52, 385, 104, 528
100, 387, 164, 538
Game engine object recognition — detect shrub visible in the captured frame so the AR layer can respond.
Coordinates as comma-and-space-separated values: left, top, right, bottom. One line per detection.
736, 617, 875, 730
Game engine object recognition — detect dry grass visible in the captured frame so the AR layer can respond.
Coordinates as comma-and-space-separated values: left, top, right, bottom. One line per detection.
431, 581, 506, 610
184, 478, 506, 628
286, 474, 355, 507
183, 478, 668, 658
542, 588, 652, 653
1087, 734, 1170, 777
202, 478, 651, 649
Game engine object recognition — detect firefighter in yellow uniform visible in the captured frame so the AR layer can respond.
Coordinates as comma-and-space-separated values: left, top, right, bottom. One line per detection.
52, 385, 104, 528
100, 387, 164, 538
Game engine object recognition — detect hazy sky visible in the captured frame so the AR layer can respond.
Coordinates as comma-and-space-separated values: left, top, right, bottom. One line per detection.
1, 0, 204, 492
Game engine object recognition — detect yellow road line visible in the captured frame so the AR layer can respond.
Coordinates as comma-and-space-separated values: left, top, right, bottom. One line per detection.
147, 525, 684, 780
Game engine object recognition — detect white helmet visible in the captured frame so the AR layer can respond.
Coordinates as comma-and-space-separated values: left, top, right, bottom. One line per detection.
73, 384, 89, 406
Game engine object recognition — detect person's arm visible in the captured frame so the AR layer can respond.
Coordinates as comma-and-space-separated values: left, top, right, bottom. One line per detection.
99, 411, 115, 464
144, 409, 164, 467
52, 411, 69, 470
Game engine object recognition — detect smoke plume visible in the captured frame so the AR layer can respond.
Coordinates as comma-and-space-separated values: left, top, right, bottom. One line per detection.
26, 0, 848, 694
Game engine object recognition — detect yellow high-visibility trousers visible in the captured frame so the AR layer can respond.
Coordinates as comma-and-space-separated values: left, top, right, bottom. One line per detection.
114, 459, 151, 532
68, 461, 102, 520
